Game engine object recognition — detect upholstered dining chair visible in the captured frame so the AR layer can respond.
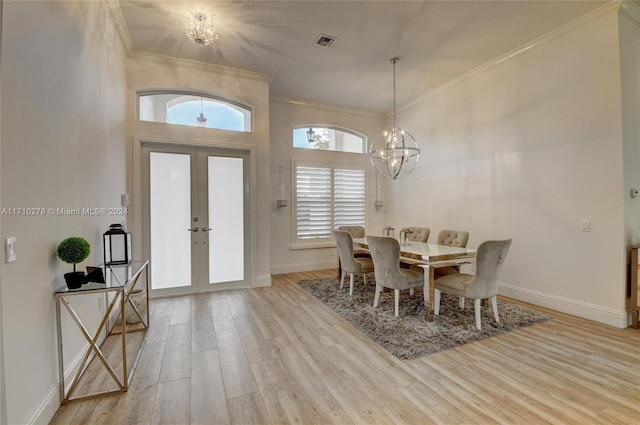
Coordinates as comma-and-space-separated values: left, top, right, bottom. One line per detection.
336, 225, 369, 278
337, 225, 365, 239
366, 235, 424, 316
407, 227, 430, 242
434, 229, 471, 306
333, 230, 374, 296
433, 239, 512, 330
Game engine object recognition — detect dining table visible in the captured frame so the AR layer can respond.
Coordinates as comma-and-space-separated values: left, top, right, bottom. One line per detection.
352, 237, 476, 320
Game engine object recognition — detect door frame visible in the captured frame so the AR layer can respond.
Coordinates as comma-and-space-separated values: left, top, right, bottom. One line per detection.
132, 136, 257, 297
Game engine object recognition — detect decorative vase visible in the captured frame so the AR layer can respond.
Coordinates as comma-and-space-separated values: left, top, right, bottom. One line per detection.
64, 272, 85, 289
125, 289, 147, 323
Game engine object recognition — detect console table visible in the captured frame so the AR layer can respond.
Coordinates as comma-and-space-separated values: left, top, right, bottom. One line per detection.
54, 260, 149, 403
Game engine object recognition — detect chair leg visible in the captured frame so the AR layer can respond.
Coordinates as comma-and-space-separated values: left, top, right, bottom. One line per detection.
410, 288, 415, 296
459, 297, 465, 309
394, 289, 400, 316
349, 273, 355, 296
491, 296, 500, 323
340, 271, 346, 289
474, 299, 482, 330
434, 289, 441, 315
363, 272, 367, 285
373, 284, 382, 307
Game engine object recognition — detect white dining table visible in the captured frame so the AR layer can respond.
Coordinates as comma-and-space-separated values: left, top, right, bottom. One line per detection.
353, 237, 476, 320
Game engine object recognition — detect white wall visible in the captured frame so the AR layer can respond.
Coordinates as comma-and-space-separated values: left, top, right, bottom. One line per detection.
126, 53, 273, 288
384, 7, 627, 326
0, 0, 5, 421
269, 98, 385, 274
0, 1, 127, 423
619, 3, 640, 311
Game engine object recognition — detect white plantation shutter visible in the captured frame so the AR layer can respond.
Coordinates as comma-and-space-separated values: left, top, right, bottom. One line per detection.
334, 168, 365, 228
296, 166, 332, 239
295, 164, 365, 241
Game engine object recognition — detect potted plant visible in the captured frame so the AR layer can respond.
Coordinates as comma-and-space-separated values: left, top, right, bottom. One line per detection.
57, 237, 91, 289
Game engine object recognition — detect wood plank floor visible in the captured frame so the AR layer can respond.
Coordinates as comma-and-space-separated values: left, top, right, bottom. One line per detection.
49, 269, 640, 425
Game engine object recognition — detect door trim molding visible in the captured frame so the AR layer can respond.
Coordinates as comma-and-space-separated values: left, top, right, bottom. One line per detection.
132, 135, 258, 291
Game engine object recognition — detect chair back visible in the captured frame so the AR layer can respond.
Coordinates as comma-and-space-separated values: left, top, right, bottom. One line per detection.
437, 229, 470, 247
333, 230, 360, 272
467, 239, 512, 299
338, 225, 365, 238
407, 227, 430, 242
367, 235, 403, 289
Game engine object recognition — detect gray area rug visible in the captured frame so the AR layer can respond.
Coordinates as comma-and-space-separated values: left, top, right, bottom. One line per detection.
299, 276, 552, 360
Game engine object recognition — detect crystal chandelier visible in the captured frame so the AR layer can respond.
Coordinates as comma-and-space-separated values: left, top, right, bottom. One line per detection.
369, 58, 421, 180
183, 12, 219, 46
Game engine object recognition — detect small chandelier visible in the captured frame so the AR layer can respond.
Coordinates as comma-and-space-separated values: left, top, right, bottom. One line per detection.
197, 97, 207, 127
183, 12, 219, 46
369, 58, 421, 180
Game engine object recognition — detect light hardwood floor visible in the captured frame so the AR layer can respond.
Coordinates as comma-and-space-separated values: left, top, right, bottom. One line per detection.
49, 269, 640, 425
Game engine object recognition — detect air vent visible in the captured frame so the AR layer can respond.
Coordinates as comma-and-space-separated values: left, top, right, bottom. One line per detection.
314, 34, 337, 48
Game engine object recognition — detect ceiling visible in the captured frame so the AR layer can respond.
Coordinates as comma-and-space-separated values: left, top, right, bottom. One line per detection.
117, 0, 609, 113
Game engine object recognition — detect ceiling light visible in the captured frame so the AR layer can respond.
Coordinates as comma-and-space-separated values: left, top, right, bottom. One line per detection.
197, 97, 207, 127
183, 12, 219, 46
369, 58, 421, 180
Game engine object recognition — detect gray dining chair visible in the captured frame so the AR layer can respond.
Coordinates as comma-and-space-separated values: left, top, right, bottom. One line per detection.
367, 235, 424, 316
333, 230, 374, 296
433, 239, 512, 330
336, 225, 370, 278
434, 229, 471, 306
407, 227, 430, 242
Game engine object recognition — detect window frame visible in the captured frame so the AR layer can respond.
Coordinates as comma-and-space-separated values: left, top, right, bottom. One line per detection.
291, 157, 368, 250
137, 89, 253, 132
292, 125, 368, 153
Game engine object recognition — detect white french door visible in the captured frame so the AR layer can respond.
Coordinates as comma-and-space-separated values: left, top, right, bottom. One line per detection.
142, 143, 249, 295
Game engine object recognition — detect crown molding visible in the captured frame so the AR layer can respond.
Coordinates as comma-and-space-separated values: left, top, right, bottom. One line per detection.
270, 95, 385, 119
106, 0, 134, 53
130, 50, 273, 83
402, 1, 621, 112
619, 0, 640, 26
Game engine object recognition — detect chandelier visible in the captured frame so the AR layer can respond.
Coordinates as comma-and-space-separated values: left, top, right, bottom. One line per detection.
197, 97, 207, 127
183, 12, 219, 46
369, 58, 421, 180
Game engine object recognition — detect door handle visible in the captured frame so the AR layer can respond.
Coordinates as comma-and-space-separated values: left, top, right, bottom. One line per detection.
187, 227, 199, 232
202, 227, 212, 232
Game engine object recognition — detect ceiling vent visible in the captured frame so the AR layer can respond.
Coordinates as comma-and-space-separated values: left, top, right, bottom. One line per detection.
314, 34, 337, 48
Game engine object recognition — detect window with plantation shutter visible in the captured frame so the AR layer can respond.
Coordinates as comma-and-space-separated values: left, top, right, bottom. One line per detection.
334, 168, 365, 228
295, 164, 366, 244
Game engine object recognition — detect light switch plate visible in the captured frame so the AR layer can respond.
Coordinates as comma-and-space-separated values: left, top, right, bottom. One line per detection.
5, 237, 16, 262
581, 220, 591, 232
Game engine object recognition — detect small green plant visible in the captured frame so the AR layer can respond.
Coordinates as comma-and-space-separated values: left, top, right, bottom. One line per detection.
57, 237, 90, 272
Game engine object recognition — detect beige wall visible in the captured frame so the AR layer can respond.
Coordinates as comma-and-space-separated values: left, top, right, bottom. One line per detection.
384, 7, 627, 326
0, 0, 4, 422
0, 1, 128, 423
268, 98, 385, 274
620, 3, 640, 311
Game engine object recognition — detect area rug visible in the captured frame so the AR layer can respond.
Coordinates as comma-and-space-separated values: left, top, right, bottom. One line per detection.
299, 276, 552, 360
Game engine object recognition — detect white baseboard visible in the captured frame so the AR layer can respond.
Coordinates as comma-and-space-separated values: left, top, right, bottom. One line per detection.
271, 261, 337, 275
498, 282, 628, 328
253, 274, 272, 288
29, 342, 91, 425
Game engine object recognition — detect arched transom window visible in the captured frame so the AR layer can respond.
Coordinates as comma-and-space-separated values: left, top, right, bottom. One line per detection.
138, 90, 252, 132
293, 125, 367, 153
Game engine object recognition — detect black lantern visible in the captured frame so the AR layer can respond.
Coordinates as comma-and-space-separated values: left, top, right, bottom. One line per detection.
103, 224, 132, 265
